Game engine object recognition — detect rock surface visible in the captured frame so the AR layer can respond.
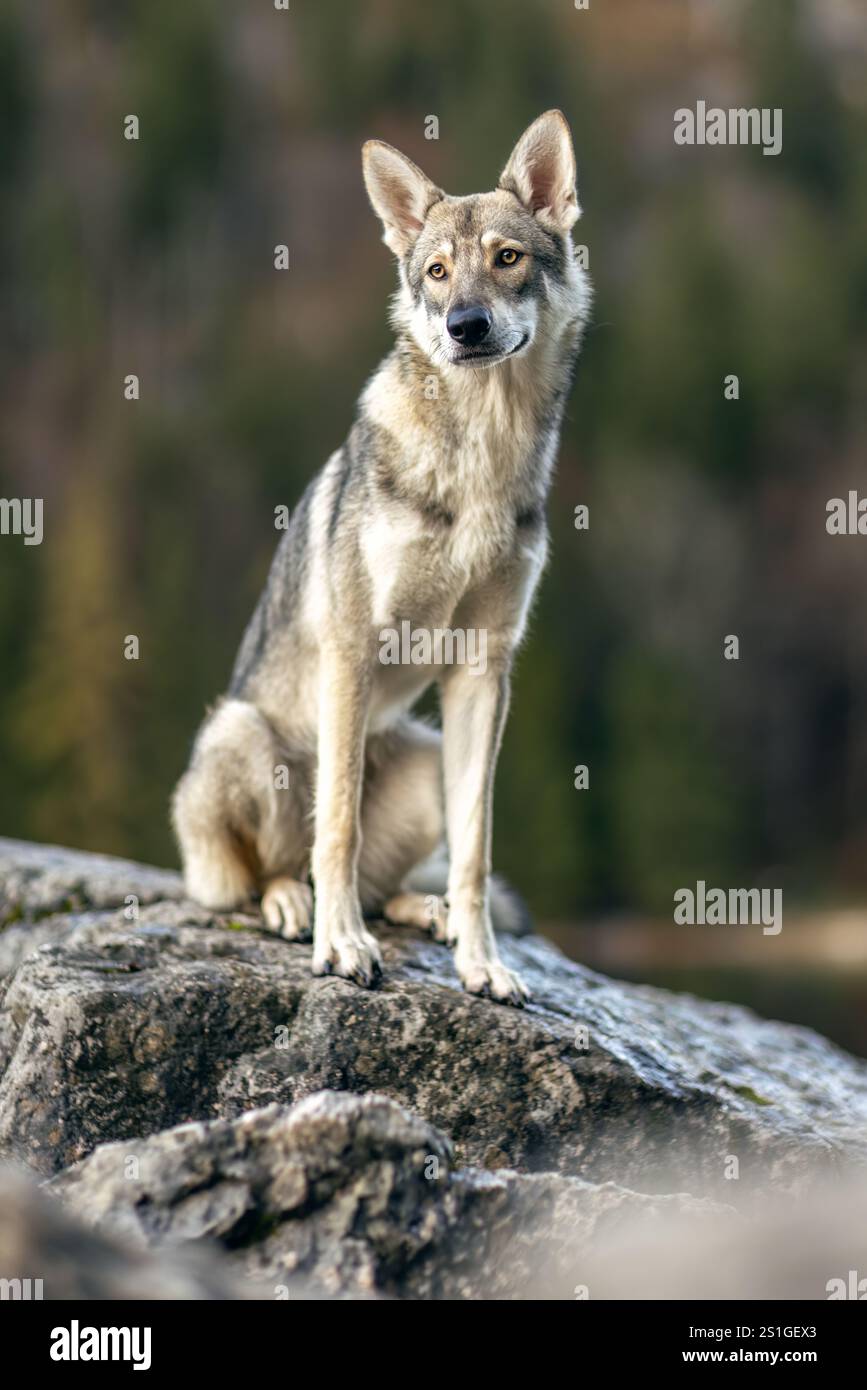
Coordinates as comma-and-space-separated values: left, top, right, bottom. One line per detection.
2, 840, 866, 1198
0, 836, 184, 925
49, 1089, 735, 1300
0, 1166, 251, 1299
2, 837, 867, 1299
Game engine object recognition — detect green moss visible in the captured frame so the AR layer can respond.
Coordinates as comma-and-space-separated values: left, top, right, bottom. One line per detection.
0, 901, 24, 930
728, 1084, 773, 1107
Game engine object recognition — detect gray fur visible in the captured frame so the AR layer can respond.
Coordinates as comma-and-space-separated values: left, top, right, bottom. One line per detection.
172, 111, 591, 1004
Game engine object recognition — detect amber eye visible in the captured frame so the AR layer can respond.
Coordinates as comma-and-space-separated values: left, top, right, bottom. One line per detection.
428, 262, 447, 280
497, 248, 523, 267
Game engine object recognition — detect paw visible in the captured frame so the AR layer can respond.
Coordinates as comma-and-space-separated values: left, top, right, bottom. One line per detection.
440, 909, 459, 948
384, 891, 449, 940
261, 877, 313, 942
457, 955, 530, 1007
312, 923, 383, 988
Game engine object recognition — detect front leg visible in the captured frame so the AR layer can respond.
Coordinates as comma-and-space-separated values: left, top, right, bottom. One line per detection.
440, 660, 530, 1006
311, 639, 382, 986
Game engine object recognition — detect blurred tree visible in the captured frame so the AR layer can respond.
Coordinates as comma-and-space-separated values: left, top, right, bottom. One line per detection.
0, 0, 864, 923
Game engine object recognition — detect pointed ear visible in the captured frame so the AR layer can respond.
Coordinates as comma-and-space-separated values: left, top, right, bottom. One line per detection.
499, 110, 580, 235
362, 140, 443, 257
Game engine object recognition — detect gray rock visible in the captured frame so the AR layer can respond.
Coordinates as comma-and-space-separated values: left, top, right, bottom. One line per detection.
0, 837, 184, 931
2, 838, 866, 1209
49, 1089, 736, 1299
0, 1165, 251, 1299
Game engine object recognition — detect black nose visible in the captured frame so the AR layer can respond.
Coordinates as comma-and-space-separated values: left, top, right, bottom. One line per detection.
446, 304, 492, 347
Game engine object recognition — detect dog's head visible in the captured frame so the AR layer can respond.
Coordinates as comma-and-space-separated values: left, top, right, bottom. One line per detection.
363, 111, 585, 369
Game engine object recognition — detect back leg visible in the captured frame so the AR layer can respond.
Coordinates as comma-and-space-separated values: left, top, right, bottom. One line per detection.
383, 886, 448, 938
357, 717, 445, 925
261, 876, 314, 942
172, 698, 313, 937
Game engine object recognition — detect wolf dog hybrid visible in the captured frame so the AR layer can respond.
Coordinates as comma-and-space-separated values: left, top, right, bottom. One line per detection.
172, 110, 590, 1004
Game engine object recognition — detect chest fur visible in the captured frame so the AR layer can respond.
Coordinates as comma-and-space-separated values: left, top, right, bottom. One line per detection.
357, 344, 564, 626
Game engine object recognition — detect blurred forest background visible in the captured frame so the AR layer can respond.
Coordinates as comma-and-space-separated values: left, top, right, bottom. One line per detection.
0, 0, 865, 1044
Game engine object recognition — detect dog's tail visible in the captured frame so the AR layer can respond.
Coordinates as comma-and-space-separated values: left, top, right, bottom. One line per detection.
404, 844, 532, 936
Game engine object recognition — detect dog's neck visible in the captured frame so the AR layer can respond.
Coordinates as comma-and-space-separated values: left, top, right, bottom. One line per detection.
363, 323, 580, 491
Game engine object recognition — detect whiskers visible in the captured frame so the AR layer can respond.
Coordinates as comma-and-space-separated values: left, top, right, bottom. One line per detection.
427, 331, 451, 368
